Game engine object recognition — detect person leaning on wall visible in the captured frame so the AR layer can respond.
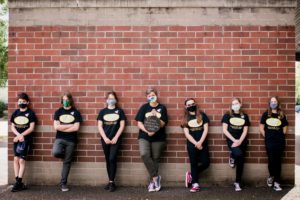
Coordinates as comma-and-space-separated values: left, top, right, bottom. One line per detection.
52, 92, 83, 192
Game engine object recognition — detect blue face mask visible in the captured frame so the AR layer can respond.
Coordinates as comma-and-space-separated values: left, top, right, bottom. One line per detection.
147, 96, 157, 103
106, 99, 117, 106
270, 102, 278, 109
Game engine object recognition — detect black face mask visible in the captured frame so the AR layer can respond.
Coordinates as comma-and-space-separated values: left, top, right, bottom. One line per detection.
187, 105, 196, 112
18, 103, 28, 109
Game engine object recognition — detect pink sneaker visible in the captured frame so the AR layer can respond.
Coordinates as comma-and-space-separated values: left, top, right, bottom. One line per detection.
185, 171, 192, 188
190, 183, 200, 192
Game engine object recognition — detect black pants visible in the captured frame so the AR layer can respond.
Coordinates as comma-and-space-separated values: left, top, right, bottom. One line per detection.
101, 139, 121, 182
266, 142, 285, 183
227, 140, 247, 183
187, 141, 210, 184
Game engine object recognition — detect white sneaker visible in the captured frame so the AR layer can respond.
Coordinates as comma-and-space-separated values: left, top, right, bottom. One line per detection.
190, 183, 200, 192
154, 175, 161, 192
267, 176, 274, 187
273, 182, 282, 191
229, 156, 235, 168
234, 182, 242, 192
148, 181, 156, 192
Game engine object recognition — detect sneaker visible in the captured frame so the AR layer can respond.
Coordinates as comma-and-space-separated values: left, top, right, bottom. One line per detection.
273, 182, 282, 191
229, 156, 235, 168
154, 175, 161, 191
108, 182, 116, 192
234, 182, 242, 192
267, 176, 274, 187
11, 182, 27, 192
60, 184, 69, 192
190, 183, 200, 193
185, 171, 192, 188
104, 182, 110, 190
148, 181, 156, 192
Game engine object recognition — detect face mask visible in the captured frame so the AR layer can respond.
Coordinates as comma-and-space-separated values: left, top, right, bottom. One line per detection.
232, 104, 241, 112
147, 96, 157, 103
187, 105, 197, 112
107, 99, 117, 106
270, 102, 278, 109
18, 103, 27, 109
63, 100, 70, 107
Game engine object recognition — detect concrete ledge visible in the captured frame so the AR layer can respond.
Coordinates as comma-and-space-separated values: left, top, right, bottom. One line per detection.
8, 0, 297, 8
9, 0, 295, 26
8, 161, 294, 186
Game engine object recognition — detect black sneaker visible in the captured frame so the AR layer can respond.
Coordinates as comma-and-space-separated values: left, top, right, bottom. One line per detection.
60, 184, 69, 192
11, 182, 27, 192
104, 182, 110, 190
109, 182, 116, 192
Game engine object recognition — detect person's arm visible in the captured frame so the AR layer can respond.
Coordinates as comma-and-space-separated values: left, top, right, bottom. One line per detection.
259, 124, 265, 137
97, 120, 111, 144
232, 126, 248, 147
111, 120, 125, 144
183, 127, 198, 145
283, 126, 288, 134
20, 122, 35, 137
11, 123, 21, 136
53, 120, 74, 131
137, 121, 155, 136
196, 123, 208, 149
222, 123, 238, 142
61, 122, 80, 132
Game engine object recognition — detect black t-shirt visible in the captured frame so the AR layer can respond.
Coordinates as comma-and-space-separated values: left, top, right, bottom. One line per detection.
97, 107, 126, 139
221, 113, 250, 140
184, 112, 209, 142
260, 111, 288, 144
10, 108, 37, 140
54, 107, 82, 143
135, 103, 168, 142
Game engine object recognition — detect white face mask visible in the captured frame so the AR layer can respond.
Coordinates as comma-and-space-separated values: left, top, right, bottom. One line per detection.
232, 104, 241, 112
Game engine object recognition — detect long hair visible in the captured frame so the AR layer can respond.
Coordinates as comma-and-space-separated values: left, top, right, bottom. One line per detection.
267, 96, 284, 119
181, 98, 203, 128
61, 92, 75, 108
226, 97, 245, 117
106, 91, 119, 108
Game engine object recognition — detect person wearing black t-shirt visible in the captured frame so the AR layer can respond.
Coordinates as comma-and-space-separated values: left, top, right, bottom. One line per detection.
221, 98, 250, 192
52, 92, 82, 192
181, 98, 210, 193
97, 91, 126, 192
259, 96, 288, 192
135, 88, 168, 192
10, 93, 37, 192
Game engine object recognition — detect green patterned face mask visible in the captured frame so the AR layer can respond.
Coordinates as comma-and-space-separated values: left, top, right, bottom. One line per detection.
63, 100, 70, 107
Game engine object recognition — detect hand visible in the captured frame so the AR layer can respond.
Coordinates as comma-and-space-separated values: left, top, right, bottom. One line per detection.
231, 140, 241, 148
111, 136, 119, 144
195, 142, 203, 150
148, 132, 155, 137
103, 137, 111, 144
13, 136, 19, 143
18, 134, 24, 142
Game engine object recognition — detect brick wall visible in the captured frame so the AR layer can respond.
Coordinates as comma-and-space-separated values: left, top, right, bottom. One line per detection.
8, 25, 295, 165
7, 0, 296, 185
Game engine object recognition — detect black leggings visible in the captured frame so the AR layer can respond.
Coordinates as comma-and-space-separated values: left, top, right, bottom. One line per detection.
187, 141, 210, 184
101, 139, 121, 182
227, 140, 247, 183
266, 143, 285, 183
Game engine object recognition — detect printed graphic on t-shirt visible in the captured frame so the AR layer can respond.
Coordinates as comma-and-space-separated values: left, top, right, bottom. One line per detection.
266, 117, 282, 130
103, 110, 120, 125
59, 114, 75, 124
229, 117, 245, 130
188, 119, 203, 132
14, 116, 29, 128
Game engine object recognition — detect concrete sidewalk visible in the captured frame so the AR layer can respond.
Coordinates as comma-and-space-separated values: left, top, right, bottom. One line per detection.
0, 185, 292, 200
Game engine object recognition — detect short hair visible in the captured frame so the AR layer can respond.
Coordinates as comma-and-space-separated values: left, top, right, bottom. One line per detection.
17, 92, 29, 102
145, 88, 158, 95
